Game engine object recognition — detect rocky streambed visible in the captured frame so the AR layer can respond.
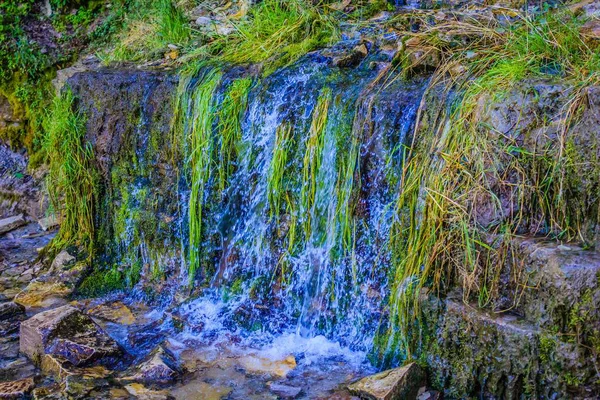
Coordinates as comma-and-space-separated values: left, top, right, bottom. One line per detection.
0, 219, 440, 399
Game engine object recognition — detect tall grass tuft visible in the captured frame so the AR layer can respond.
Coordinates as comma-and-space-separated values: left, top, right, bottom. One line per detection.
217, 77, 253, 194
101, 0, 191, 63
187, 69, 222, 281
268, 123, 293, 220
43, 89, 98, 252
156, 0, 190, 45
301, 87, 332, 241
185, 0, 340, 76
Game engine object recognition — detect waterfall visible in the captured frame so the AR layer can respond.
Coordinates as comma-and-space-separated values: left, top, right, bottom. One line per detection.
165, 48, 428, 352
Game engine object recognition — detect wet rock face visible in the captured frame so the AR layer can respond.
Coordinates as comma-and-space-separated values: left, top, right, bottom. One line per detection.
66, 69, 178, 179
19, 305, 125, 369
421, 239, 600, 398
66, 69, 182, 291
0, 143, 45, 221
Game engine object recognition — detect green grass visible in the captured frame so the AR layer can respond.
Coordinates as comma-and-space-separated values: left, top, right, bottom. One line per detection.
301, 87, 332, 240
101, 0, 191, 63
42, 89, 98, 253
217, 77, 253, 194
379, 7, 600, 361
186, 69, 222, 281
156, 0, 190, 45
267, 123, 294, 220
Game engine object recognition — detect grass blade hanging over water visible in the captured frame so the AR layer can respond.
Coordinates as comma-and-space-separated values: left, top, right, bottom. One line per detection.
301, 87, 331, 242
267, 123, 293, 220
188, 69, 222, 281
217, 77, 253, 194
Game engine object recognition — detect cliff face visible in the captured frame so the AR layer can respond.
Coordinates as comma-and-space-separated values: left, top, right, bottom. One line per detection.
59, 48, 600, 397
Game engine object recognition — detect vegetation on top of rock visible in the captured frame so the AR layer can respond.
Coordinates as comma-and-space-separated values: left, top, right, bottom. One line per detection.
379, 6, 600, 361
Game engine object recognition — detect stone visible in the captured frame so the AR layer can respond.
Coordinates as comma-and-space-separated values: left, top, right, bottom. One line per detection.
0, 319, 21, 336
569, 0, 600, 17
63, 373, 110, 399
0, 357, 36, 382
402, 37, 441, 73
50, 250, 76, 272
581, 19, 600, 41
125, 345, 181, 385
347, 363, 425, 400
417, 389, 441, 400
88, 301, 136, 325
14, 281, 71, 308
0, 302, 25, 320
332, 43, 369, 68
109, 388, 131, 399
237, 354, 296, 378
37, 215, 59, 231
124, 383, 171, 400
269, 382, 302, 398
195, 16, 213, 26
19, 305, 125, 368
0, 215, 26, 235
0, 377, 35, 399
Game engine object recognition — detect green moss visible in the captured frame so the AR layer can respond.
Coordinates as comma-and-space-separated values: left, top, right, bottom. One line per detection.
78, 261, 141, 297
539, 333, 558, 364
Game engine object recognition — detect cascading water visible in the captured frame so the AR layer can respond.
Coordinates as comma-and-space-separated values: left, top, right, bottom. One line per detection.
167, 45, 428, 355
71, 40, 428, 398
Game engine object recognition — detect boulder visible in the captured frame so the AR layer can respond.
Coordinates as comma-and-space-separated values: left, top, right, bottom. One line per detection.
124, 383, 172, 400
19, 305, 124, 368
14, 281, 71, 308
37, 215, 59, 231
237, 354, 296, 378
88, 301, 136, 325
0, 215, 26, 235
0, 377, 35, 399
347, 363, 425, 400
125, 345, 181, 385
49, 250, 76, 272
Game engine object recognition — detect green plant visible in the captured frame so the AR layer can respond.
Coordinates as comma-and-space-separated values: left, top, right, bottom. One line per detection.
182, 0, 340, 75
217, 77, 253, 193
301, 87, 331, 241
267, 123, 294, 219
43, 89, 98, 252
185, 69, 222, 281
156, 0, 190, 45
